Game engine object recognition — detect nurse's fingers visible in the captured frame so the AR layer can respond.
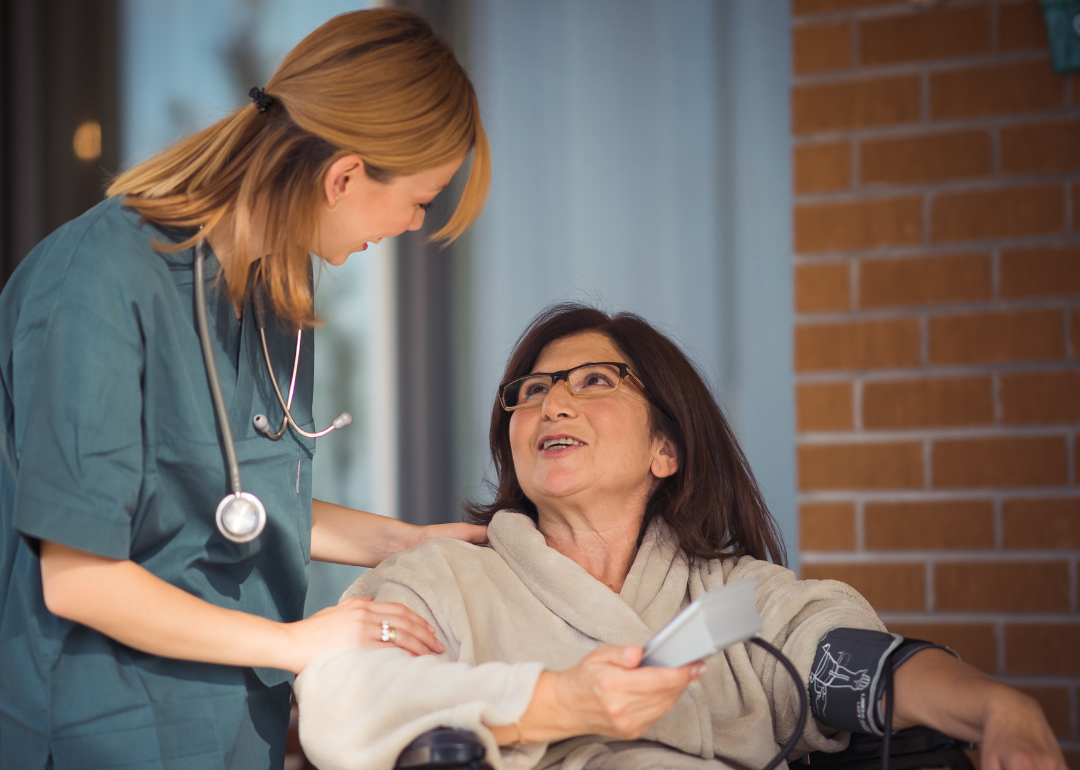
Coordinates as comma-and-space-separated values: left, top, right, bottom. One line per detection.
362, 600, 444, 655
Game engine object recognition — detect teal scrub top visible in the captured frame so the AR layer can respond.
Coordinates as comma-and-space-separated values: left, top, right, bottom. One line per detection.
0, 198, 316, 769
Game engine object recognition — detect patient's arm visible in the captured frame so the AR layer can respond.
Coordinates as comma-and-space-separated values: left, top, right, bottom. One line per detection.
487, 644, 704, 746
893, 649, 1064, 770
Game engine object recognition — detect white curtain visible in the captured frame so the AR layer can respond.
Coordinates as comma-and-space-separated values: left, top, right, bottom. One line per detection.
460, 0, 798, 564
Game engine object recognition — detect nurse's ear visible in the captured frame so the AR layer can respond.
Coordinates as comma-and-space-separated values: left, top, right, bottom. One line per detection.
322, 154, 364, 209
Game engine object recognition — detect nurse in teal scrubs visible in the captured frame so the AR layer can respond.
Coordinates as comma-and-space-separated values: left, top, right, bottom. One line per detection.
0, 9, 489, 769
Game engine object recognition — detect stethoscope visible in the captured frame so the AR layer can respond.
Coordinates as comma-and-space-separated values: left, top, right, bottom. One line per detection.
194, 241, 351, 543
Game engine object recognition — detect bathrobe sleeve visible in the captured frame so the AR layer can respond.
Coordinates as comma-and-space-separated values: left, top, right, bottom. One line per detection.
720, 557, 887, 755
295, 547, 547, 770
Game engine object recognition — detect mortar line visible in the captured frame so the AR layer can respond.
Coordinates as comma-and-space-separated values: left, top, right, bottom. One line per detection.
993, 495, 1004, 550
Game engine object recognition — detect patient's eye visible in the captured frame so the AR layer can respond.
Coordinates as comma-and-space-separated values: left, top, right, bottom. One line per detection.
521, 381, 550, 400
572, 364, 620, 393
581, 373, 614, 388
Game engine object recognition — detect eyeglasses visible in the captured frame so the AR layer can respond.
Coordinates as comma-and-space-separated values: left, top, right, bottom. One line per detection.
499, 362, 647, 411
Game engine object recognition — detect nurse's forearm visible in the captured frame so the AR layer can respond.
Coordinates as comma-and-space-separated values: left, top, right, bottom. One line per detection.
40, 540, 296, 670
310, 499, 420, 566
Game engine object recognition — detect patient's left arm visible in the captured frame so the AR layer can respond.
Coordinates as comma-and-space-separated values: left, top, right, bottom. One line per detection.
893, 649, 1064, 770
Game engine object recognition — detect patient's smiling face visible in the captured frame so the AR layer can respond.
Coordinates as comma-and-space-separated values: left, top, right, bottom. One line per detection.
508, 331, 677, 521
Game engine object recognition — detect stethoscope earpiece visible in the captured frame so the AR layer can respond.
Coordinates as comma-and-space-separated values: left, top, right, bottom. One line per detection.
253, 413, 272, 436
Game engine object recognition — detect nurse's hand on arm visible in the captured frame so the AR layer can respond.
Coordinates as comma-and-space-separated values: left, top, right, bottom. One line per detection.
39, 540, 444, 673
310, 498, 487, 567
891, 648, 1065, 770
488, 644, 705, 745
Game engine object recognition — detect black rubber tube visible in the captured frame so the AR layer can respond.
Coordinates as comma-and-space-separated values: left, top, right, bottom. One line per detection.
882, 651, 895, 770
749, 637, 809, 770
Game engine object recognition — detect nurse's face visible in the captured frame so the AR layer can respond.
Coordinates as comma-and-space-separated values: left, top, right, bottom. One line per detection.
314, 155, 465, 266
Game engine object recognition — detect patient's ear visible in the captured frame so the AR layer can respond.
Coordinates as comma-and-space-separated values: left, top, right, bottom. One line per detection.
651, 437, 678, 479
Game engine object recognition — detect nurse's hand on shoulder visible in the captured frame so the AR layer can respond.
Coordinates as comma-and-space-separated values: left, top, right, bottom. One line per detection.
284, 595, 444, 674
417, 522, 488, 545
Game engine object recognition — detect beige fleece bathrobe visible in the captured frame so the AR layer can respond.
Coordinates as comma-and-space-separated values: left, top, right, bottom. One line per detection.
296, 511, 887, 770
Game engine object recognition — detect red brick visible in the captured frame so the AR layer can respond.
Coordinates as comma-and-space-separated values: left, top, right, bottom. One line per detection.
793, 76, 921, 135
999, 1, 1051, 52
1001, 120, 1080, 174
861, 130, 992, 185
1001, 371, 1080, 424
795, 263, 851, 313
796, 197, 922, 253
1005, 624, 1080, 675
800, 502, 856, 551
798, 441, 924, 490
860, 253, 990, 308
794, 142, 851, 194
860, 6, 990, 66
797, 381, 854, 432
793, 0, 901, 14
935, 561, 1070, 611
932, 435, 1070, 488
932, 185, 1065, 242
863, 377, 993, 429
885, 623, 996, 673
802, 563, 925, 611
865, 500, 994, 549
1015, 687, 1071, 738
931, 61, 1064, 120
796, 318, 921, 371
929, 309, 1066, 364
794, 21, 851, 75
1000, 246, 1080, 299
1003, 498, 1080, 549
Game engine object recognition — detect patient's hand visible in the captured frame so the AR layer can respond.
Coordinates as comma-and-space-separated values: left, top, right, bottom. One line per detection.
284, 596, 445, 674
492, 644, 704, 745
892, 649, 1065, 770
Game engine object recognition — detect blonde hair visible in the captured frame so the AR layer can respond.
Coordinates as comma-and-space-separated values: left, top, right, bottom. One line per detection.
108, 8, 490, 328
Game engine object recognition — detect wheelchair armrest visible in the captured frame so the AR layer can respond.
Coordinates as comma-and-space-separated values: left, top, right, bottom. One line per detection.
788, 727, 976, 770
395, 727, 493, 770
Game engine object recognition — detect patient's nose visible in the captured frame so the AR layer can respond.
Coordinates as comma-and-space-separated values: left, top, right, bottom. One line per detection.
541, 380, 577, 419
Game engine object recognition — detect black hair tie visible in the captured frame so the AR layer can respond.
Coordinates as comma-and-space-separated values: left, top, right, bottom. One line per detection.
249, 86, 276, 113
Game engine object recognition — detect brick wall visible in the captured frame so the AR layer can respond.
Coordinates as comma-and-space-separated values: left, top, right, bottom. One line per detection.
791, 0, 1080, 760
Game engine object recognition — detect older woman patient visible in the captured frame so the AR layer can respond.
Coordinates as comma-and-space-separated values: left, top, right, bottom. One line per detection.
296, 305, 1062, 770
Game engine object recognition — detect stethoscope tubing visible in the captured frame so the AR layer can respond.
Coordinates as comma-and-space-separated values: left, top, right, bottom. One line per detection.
194, 242, 243, 497
255, 326, 345, 439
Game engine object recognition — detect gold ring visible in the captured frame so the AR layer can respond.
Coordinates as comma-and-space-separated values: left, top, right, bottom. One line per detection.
380, 619, 396, 643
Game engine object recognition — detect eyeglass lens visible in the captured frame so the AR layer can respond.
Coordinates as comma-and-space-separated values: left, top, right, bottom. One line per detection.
503, 363, 624, 408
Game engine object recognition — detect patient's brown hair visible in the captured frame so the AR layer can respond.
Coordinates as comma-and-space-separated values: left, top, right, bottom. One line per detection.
465, 303, 787, 567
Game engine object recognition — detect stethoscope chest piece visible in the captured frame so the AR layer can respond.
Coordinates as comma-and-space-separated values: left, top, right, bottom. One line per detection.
215, 492, 267, 543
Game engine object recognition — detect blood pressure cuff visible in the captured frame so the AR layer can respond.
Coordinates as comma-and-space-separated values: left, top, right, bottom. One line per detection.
809, 628, 956, 735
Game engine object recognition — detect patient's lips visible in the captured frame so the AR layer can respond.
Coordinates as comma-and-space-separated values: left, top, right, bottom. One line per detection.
538, 434, 587, 453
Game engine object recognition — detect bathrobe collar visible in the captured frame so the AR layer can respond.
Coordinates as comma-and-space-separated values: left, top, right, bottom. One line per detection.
487, 510, 695, 642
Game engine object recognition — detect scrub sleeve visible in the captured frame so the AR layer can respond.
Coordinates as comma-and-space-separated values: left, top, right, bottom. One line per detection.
0, 198, 315, 770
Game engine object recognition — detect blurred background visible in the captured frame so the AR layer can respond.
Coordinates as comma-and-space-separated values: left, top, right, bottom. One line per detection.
1, 0, 1077, 764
